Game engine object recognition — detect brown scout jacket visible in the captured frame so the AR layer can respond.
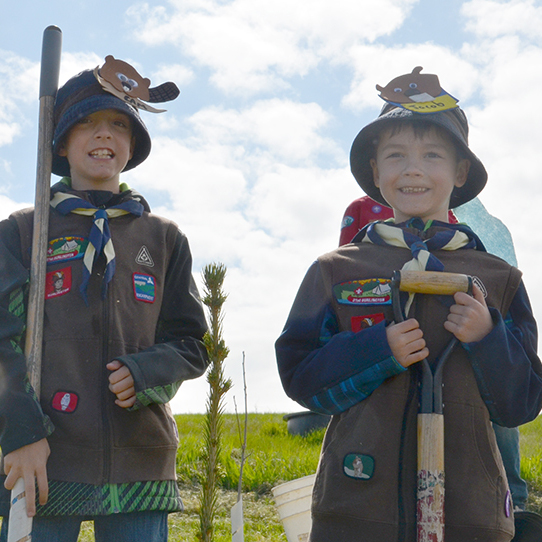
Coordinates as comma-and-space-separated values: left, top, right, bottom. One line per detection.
309, 240, 521, 542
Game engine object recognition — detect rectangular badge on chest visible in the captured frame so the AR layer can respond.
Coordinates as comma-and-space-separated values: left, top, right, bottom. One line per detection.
334, 278, 391, 305
133, 273, 156, 303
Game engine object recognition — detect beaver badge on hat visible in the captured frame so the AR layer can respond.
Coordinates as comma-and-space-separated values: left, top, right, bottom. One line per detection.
376, 66, 458, 114
94, 55, 180, 113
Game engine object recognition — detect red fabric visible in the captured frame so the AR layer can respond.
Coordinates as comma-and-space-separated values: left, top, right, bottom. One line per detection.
339, 196, 457, 246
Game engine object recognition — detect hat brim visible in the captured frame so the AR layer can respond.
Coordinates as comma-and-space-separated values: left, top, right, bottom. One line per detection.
52, 94, 151, 177
350, 107, 487, 209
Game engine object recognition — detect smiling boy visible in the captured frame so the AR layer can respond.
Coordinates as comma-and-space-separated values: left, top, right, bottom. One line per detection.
0, 59, 209, 541
58, 109, 136, 193
276, 68, 542, 542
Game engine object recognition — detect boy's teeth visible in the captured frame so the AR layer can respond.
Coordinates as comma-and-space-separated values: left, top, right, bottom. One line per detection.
401, 187, 427, 193
91, 149, 112, 158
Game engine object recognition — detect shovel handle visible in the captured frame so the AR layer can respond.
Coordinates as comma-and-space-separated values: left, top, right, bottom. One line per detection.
397, 270, 472, 296
7, 26, 62, 542
417, 413, 445, 542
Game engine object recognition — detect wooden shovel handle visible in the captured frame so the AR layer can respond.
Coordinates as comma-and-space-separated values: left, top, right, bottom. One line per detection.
398, 270, 471, 296
417, 413, 445, 542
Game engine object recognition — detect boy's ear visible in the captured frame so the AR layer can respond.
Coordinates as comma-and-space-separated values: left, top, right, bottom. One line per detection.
57, 141, 67, 157
129, 136, 136, 160
370, 158, 379, 187
455, 159, 470, 188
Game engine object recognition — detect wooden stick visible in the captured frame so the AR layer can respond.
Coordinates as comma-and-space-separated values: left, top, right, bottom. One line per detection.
417, 414, 445, 542
398, 270, 471, 296
7, 26, 62, 542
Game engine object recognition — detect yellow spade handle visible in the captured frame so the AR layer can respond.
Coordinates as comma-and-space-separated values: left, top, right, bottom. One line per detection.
398, 270, 471, 296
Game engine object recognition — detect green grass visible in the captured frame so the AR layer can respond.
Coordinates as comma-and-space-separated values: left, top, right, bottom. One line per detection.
75, 413, 321, 541
6, 412, 542, 540
519, 415, 542, 513
176, 413, 323, 493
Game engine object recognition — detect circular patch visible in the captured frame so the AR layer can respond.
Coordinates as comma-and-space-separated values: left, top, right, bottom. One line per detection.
343, 454, 375, 480
52, 391, 79, 413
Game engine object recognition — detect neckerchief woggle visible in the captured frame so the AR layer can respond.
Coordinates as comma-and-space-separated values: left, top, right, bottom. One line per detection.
359, 217, 481, 314
50, 187, 144, 303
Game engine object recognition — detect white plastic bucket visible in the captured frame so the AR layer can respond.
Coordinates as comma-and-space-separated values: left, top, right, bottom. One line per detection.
272, 474, 316, 542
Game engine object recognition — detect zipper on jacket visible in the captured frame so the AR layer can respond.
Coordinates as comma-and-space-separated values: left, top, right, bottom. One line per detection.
100, 272, 112, 484
108, 483, 121, 514
397, 366, 419, 542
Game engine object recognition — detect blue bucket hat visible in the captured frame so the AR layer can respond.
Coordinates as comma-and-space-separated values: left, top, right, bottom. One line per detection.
52, 56, 180, 177
350, 68, 488, 209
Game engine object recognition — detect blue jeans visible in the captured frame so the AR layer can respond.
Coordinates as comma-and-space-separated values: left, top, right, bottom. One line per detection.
493, 423, 528, 510
0, 511, 168, 542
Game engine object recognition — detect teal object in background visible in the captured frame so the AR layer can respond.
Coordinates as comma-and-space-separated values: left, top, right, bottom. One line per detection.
454, 198, 518, 267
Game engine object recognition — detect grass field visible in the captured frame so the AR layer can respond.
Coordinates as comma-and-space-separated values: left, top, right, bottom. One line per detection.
76, 413, 318, 541
518, 414, 542, 513
7, 412, 542, 540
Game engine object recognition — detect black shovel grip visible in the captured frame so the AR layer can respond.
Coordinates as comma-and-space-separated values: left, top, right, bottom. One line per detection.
39, 26, 62, 98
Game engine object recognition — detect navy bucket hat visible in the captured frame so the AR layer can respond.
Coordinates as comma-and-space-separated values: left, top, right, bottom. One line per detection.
52, 70, 151, 177
52, 56, 180, 177
350, 68, 488, 209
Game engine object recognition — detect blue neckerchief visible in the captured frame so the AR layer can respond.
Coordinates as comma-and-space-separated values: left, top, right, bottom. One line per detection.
50, 191, 144, 303
356, 217, 484, 314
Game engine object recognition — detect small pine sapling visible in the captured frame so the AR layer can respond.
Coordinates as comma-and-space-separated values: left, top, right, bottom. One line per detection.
198, 263, 232, 542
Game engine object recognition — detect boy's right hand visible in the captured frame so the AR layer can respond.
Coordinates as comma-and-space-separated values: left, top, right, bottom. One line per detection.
386, 318, 429, 368
3, 438, 50, 517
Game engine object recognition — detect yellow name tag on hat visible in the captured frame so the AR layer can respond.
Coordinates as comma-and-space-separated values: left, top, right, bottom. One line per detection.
399, 93, 459, 114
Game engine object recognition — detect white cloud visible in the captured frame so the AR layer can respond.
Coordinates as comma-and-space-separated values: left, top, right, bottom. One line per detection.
343, 44, 480, 112
0, 194, 31, 220
186, 99, 339, 163
462, 0, 542, 40
127, 0, 418, 94
0, 123, 21, 148
56, 52, 106, 88
0, 51, 38, 148
152, 63, 195, 88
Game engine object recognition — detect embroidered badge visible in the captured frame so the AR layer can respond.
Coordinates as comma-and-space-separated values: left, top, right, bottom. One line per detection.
136, 245, 155, 267
341, 215, 354, 230
334, 279, 391, 305
344, 454, 375, 480
471, 275, 487, 298
351, 313, 386, 333
371, 204, 383, 214
47, 237, 88, 264
133, 273, 156, 303
52, 391, 78, 413
45, 267, 72, 299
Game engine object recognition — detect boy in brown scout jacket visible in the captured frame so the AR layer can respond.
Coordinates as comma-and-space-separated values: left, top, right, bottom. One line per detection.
276, 67, 542, 542
0, 57, 209, 541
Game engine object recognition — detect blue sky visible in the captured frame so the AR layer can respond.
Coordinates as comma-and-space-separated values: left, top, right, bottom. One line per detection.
2, 0, 542, 414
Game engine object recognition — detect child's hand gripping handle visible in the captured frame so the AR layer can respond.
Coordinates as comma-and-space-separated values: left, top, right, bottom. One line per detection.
7, 26, 62, 542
